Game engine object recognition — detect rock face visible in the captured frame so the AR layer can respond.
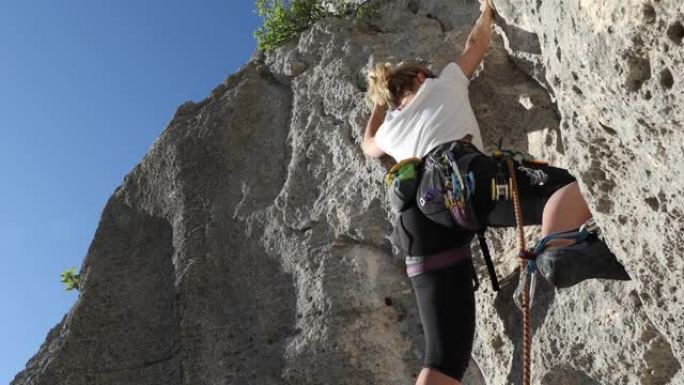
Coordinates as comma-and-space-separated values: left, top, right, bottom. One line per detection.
13, 1, 683, 384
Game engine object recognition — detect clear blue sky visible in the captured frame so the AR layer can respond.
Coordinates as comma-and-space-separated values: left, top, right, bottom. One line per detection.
0, 1, 261, 382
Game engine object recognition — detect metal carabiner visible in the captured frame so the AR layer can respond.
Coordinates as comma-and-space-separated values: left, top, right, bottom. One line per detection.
513, 261, 538, 311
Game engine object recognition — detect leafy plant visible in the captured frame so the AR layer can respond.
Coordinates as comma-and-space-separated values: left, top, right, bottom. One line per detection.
254, 0, 381, 51
60, 267, 81, 292
254, 0, 329, 51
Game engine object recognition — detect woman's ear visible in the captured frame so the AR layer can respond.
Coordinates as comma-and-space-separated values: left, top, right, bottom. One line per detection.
417, 72, 426, 83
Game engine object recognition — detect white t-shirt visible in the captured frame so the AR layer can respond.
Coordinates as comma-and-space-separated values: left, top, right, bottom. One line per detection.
374, 62, 483, 161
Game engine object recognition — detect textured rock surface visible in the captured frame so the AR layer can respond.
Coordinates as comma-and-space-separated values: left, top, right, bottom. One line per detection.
483, 1, 684, 384
13, 1, 683, 384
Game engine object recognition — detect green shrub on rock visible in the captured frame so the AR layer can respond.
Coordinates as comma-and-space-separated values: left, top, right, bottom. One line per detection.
254, 0, 381, 51
60, 267, 81, 292
254, 0, 329, 51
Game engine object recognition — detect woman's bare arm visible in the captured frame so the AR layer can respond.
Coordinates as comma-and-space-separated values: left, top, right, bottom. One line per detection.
456, 0, 495, 77
361, 104, 386, 158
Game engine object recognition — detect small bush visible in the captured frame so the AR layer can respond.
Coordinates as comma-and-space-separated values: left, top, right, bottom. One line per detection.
254, 0, 329, 51
254, 0, 381, 51
60, 267, 81, 292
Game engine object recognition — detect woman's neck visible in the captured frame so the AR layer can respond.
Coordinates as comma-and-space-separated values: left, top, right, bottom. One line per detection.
398, 93, 415, 110
398, 76, 426, 110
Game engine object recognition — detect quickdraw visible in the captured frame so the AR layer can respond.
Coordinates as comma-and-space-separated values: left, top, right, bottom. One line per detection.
442, 150, 476, 209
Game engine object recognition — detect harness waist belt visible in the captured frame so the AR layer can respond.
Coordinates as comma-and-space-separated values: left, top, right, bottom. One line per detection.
406, 246, 472, 277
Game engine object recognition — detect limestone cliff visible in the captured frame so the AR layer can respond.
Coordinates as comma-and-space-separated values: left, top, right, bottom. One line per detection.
13, 1, 683, 384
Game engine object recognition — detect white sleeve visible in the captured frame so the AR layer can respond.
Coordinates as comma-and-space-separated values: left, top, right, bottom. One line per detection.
374, 121, 389, 152
438, 62, 469, 88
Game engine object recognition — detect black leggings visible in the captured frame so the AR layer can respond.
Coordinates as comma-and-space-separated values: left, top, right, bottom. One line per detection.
407, 150, 576, 380
410, 259, 475, 380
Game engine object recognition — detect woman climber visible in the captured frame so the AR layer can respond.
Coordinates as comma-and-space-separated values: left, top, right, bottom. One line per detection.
361, 1, 629, 384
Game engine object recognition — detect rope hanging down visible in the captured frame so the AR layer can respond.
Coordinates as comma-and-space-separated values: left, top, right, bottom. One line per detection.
505, 157, 532, 385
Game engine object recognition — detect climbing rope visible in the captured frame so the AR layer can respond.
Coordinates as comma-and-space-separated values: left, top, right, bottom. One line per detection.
505, 157, 532, 385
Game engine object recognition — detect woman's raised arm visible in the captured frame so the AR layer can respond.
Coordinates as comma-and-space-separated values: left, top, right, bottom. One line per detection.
361, 103, 386, 158
456, 0, 495, 77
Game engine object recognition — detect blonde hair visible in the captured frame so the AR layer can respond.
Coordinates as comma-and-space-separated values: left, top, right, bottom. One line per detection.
365, 61, 436, 109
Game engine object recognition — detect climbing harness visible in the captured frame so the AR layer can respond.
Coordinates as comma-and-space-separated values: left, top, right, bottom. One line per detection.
413, 140, 501, 291
477, 229, 500, 291
412, 139, 602, 385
